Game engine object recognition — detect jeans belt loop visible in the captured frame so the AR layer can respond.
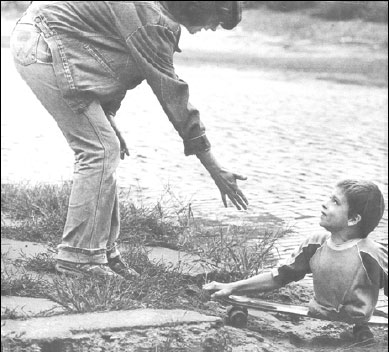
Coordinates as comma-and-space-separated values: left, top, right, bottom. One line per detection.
34, 15, 54, 38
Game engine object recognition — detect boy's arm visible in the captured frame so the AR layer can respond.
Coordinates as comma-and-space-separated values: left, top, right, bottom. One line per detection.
359, 242, 388, 296
203, 272, 282, 298
204, 233, 328, 298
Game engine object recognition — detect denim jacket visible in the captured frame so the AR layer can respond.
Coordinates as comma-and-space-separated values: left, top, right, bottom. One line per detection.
12, 1, 211, 155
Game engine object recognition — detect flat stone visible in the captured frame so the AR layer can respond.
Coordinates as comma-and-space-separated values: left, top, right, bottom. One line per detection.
1, 239, 50, 261
1, 309, 221, 342
1, 296, 66, 318
146, 246, 216, 276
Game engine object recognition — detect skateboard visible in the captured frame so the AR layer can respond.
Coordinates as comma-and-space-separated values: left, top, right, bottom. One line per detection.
221, 295, 388, 328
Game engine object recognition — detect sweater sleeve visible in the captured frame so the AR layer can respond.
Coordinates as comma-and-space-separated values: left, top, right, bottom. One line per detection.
125, 24, 211, 156
360, 242, 388, 297
272, 233, 328, 286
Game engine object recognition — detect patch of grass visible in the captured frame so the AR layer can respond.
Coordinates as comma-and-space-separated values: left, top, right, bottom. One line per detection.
48, 255, 211, 314
1, 182, 191, 248
118, 187, 191, 249
183, 224, 292, 282
1, 250, 53, 298
1, 182, 298, 314
19, 251, 57, 274
1, 306, 25, 320
1, 267, 51, 298
1, 182, 71, 244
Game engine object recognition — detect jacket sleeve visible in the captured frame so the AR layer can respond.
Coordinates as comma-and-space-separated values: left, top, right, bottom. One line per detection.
271, 233, 328, 286
125, 24, 211, 156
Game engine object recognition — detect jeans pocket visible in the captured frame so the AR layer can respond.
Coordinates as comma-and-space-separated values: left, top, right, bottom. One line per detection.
83, 43, 118, 80
36, 35, 52, 63
10, 25, 40, 66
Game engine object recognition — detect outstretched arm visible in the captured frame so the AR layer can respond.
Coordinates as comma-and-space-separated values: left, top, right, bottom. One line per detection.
125, 24, 248, 209
203, 272, 282, 298
197, 149, 248, 210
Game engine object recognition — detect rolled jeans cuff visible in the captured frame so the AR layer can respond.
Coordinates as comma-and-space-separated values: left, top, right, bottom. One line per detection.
183, 134, 211, 156
57, 245, 107, 264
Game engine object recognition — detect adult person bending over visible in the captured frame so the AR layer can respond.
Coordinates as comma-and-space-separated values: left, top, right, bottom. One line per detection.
10, 1, 248, 278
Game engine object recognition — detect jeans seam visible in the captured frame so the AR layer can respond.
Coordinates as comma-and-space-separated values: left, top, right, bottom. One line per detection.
80, 109, 107, 250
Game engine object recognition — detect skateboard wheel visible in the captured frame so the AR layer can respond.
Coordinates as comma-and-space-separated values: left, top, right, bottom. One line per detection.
227, 307, 248, 328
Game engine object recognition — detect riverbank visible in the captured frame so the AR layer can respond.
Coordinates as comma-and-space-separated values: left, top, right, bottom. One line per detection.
175, 7, 388, 87
1, 184, 388, 351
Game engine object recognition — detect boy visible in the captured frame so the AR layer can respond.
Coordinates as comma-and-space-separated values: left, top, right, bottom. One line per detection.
203, 180, 388, 343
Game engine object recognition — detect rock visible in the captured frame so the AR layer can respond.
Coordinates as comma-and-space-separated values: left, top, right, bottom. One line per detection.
1, 309, 221, 342
1, 296, 65, 318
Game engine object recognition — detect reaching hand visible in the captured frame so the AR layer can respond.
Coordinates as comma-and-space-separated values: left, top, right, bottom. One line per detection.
203, 281, 233, 298
211, 169, 248, 210
196, 150, 248, 210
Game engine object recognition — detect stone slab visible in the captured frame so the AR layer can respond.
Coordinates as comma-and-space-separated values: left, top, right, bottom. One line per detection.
1, 309, 221, 342
1, 296, 66, 318
1, 239, 50, 261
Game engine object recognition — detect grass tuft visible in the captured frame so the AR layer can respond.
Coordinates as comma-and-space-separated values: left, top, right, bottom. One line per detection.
183, 223, 292, 282
1, 182, 299, 314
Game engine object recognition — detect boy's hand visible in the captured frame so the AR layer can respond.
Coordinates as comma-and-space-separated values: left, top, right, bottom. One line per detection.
203, 281, 233, 298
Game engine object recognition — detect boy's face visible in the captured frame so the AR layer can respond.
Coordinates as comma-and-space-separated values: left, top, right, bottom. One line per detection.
319, 187, 350, 233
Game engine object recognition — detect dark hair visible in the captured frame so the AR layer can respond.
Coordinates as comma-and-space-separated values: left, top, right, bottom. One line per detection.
336, 179, 385, 237
163, 1, 242, 29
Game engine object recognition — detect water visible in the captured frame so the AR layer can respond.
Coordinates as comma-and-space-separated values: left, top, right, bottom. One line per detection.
2, 48, 387, 247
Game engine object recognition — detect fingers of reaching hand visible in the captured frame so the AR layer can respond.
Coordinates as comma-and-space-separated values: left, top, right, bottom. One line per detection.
218, 180, 248, 211
221, 193, 228, 208
233, 173, 248, 181
227, 191, 242, 210
236, 189, 248, 207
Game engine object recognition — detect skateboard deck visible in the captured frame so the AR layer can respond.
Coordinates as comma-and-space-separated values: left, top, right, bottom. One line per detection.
222, 295, 388, 326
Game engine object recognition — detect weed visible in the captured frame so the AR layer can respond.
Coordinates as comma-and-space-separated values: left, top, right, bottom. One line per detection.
1, 267, 51, 298
1, 182, 70, 244
1, 182, 300, 314
1, 182, 191, 248
1, 306, 26, 320
184, 224, 292, 282
19, 251, 57, 274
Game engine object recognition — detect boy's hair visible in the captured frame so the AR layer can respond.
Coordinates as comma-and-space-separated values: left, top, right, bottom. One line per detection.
336, 180, 385, 238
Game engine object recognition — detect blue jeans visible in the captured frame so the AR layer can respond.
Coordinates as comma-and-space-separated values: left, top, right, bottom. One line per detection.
11, 23, 121, 264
